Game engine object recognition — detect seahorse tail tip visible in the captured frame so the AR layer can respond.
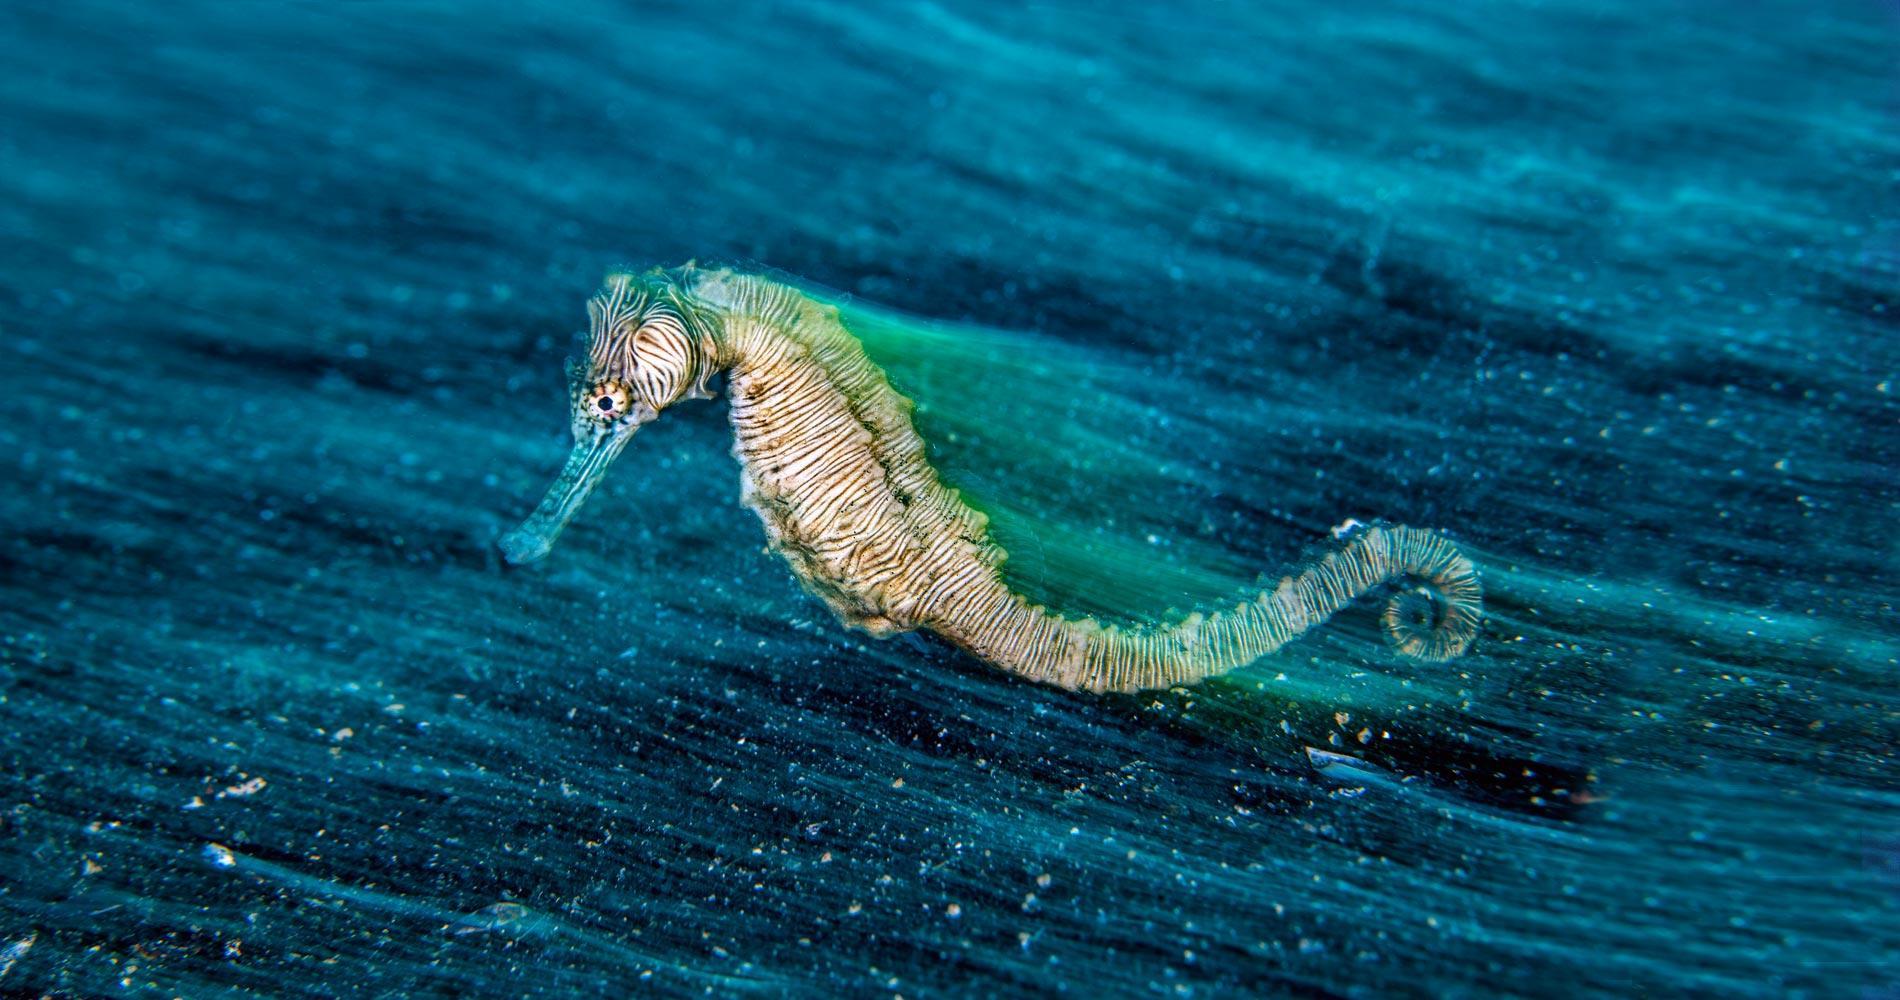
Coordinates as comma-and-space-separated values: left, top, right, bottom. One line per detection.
1380, 586, 1473, 661
1376, 533, 1484, 662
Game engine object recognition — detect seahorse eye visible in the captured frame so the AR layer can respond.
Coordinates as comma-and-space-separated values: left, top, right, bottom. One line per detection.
585, 380, 633, 422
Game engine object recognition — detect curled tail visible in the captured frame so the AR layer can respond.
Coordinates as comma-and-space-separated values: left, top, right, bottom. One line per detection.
930, 524, 1482, 693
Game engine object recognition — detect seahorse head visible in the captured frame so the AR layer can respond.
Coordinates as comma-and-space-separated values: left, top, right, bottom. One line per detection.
499, 270, 718, 565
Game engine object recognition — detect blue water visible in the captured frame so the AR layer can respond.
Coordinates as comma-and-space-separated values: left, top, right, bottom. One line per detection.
2, 1, 1896, 995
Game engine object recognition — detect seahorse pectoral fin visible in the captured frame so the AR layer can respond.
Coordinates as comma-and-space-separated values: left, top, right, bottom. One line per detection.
499, 424, 637, 565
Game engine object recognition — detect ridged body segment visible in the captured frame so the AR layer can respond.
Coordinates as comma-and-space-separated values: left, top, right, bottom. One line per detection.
693, 271, 1005, 639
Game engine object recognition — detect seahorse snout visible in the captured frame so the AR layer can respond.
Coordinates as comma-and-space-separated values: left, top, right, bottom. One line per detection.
497, 527, 553, 565
500, 425, 637, 565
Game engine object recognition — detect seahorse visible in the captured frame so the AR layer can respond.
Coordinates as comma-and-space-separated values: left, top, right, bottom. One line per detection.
499, 265, 1482, 693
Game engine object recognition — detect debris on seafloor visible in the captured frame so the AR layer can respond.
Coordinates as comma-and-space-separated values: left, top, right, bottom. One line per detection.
1304, 747, 1403, 792
0, 932, 38, 980
197, 840, 566, 947
451, 901, 535, 936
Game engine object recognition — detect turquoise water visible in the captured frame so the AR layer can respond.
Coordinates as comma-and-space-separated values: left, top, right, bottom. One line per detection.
1, 1, 1895, 995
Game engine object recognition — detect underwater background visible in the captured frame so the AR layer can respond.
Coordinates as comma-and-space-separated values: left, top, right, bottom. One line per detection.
1, 0, 1895, 995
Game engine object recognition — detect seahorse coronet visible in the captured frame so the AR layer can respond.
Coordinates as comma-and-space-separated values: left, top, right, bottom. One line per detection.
501, 265, 1485, 693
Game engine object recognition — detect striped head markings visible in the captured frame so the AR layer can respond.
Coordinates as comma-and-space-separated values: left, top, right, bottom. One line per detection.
581, 272, 710, 419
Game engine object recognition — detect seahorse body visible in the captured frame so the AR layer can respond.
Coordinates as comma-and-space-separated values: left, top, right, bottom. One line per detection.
500, 265, 1482, 693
